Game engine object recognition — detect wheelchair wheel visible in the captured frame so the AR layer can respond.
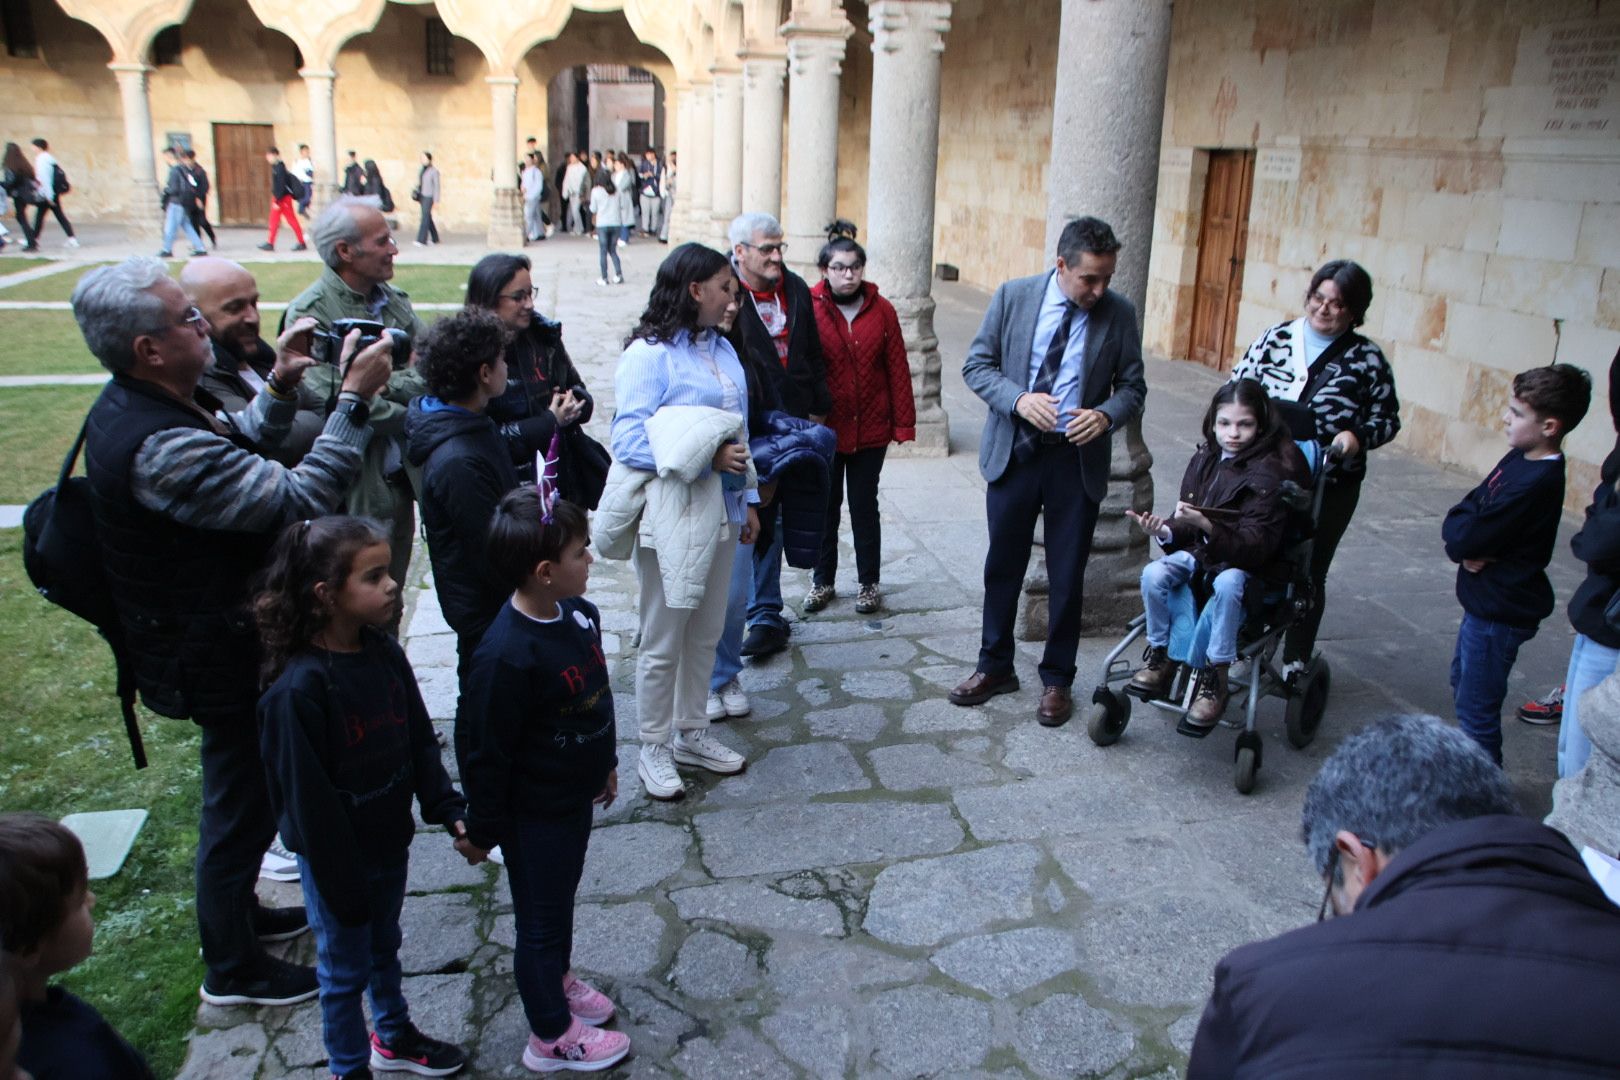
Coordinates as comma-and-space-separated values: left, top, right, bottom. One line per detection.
1233, 730, 1263, 795
1285, 657, 1332, 749
1085, 689, 1131, 746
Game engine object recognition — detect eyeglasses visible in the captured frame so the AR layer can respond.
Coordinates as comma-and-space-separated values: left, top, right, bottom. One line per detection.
825, 262, 864, 276
1316, 835, 1376, 922
1306, 291, 1347, 313
176, 305, 207, 333
500, 287, 539, 303
743, 242, 787, 257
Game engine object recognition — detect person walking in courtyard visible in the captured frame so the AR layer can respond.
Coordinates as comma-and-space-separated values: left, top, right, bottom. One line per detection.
258, 147, 307, 253
342, 150, 364, 196
362, 159, 394, 215
183, 149, 218, 249
2, 142, 41, 252
659, 151, 676, 243
562, 152, 587, 235
292, 143, 315, 216
413, 151, 440, 247
1229, 258, 1401, 676
803, 220, 915, 616
588, 168, 624, 286
954, 215, 1147, 727
158, 146, 207, 259
521, 152, 547, 244
27, 138, 77, 248
637, 149, 662, 238
613, 154, 635, 249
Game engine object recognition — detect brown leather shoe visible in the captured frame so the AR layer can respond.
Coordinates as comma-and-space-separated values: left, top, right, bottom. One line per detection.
1185, 663, 1230, 728
948, 670, 1020, 706
1037, 685, 1073, 727
1126, 644, 1178, 699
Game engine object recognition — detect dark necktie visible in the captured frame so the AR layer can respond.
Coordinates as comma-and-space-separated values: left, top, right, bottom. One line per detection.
1014, 299, 1078, 462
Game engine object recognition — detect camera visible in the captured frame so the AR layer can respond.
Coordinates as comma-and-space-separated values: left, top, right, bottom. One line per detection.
311, 318, 412, 370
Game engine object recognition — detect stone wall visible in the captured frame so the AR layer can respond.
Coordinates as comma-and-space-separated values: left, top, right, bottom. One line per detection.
1146, 0, 1620, 510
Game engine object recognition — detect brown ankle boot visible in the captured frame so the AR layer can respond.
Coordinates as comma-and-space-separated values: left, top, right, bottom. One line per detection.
1128, 645, 1177, 698
1186, 663, 1230, 727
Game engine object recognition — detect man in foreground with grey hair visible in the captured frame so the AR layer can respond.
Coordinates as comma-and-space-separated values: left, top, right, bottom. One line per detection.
284, 195, 428, 606
1189, 714, 1620, 1078
73, 256, 394, 1008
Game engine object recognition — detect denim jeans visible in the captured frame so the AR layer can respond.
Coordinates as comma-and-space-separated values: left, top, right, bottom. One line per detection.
162, 200, 203, 254
1141, 550, 1248, 665
299, 855, 411, 1075
711, 536, 755, 691
504, 808, 593, 1041
1450, 612, 1538, 766
596, 229, 622, 281
749, 505, 788, 631
1559, 633, 1620, 778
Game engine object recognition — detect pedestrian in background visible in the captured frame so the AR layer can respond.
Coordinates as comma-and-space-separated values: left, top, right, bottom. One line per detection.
413, 151, 441, 247
28, 137, 77, 248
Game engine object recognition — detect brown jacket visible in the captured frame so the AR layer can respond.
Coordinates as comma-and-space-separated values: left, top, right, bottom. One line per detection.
1165, 429, 1309, 576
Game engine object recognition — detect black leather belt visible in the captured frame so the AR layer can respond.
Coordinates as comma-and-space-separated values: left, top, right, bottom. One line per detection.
1037, 431, 1067, 446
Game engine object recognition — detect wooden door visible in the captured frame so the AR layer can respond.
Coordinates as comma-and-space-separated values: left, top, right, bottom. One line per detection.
1188, 149, 1255, 371
212, 122, 275, 225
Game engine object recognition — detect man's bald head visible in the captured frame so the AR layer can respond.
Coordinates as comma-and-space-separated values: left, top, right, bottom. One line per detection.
180, 257, 262, 355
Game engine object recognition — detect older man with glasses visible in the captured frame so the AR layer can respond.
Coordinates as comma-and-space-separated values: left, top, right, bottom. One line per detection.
1189, 714, 1620, 1078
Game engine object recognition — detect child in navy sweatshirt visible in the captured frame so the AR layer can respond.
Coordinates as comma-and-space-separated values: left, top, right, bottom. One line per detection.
458, 486, 629, 1074
1442, 364, 1591, 764
255, 515, 471, 1079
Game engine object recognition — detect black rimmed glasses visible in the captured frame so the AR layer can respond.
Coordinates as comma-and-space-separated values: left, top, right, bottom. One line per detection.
825, 261, 865, 276
1316, 835, 1376, 921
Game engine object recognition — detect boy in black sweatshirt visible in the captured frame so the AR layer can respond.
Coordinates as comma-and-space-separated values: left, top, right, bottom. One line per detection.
1443, 363, 1591, 764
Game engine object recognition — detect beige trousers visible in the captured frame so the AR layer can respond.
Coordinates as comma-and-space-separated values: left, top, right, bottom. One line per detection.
633, 523, 737, 745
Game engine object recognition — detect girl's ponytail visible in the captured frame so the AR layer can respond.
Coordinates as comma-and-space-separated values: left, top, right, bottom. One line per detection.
253, 515, 389, 686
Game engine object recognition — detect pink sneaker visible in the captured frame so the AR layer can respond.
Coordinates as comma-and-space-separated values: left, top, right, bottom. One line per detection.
522, 1017, 629, 1073
563, 972, 615, 1025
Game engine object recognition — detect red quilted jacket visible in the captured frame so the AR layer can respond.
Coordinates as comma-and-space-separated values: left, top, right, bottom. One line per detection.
810, 279, 917, 455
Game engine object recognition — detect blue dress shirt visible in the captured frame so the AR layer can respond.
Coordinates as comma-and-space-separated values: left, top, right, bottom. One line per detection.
1027, 271, 1090, 416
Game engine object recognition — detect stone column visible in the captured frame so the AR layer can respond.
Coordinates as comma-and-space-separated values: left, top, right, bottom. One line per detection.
109, 62, 161, 240
678, 80, 714, 246
486, 75, 524, 247
782, 16, 852, 276
709, 66, 744, 242
300, 68, 340, 211
739, 51, 787, 220
864, 1, 952, 456
1034, 0, 1173, 632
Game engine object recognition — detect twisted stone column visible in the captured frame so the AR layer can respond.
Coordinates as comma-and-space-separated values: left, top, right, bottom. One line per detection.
782, 16, 852, 276
300, 68, 340, 212
709, 67, 744, 243
740, 52, 787, 220
864, 0, 953, 457
487, 75, 524, 247
110, 62, 161, 239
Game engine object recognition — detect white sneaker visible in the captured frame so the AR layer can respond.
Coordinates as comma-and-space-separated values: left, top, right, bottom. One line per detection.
65, 236, 80, 249
259, 835, 299, 882
611, 274, 624, 285
716, 677, 751, 718
638, 743, 686, 800
595, 277, 609, 286
705, 692, 726, 721
672, 728, 746, 775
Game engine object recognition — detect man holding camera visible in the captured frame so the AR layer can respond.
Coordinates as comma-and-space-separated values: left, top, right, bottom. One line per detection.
284, 196, 428, 610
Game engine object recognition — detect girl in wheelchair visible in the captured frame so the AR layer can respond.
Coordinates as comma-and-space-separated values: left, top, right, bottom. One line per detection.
1126, 379, 1309, 733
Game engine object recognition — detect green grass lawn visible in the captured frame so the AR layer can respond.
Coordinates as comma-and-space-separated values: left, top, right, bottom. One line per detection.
0, 261, 471, 304
0, 256, 55, 273
0, 386, 102, 502
0, 528, 204, 1079
0, 311, 106, 376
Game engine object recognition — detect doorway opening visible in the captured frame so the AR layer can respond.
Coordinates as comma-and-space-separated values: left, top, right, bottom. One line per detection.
1187, 149, 1255, 371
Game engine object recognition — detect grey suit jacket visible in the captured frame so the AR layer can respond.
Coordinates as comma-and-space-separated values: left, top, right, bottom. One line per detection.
962, 272, 1147, 501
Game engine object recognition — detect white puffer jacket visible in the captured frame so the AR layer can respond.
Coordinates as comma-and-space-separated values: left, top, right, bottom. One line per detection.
593, 405, 756, 609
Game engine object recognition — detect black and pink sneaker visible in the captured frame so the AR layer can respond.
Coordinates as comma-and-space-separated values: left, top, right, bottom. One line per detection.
369, 1025, 467, 1076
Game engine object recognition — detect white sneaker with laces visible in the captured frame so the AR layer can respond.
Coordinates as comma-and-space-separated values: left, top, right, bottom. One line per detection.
65, 236, 80, 249
672, 728, 746, 775
638, 743, 686, 800
717, 677, 751, 718
259, 835, 299, 882
705, 692, 726, 721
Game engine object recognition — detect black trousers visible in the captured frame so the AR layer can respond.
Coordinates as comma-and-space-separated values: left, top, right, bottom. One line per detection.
29, 197, 74, 239
11, 204, 38, 248
196, 716, 280, 980
814, 446, 888, 588
187, 202, 217, 246
979, 441, 1100, 687
1285, 476, 1362, 663
416, 197, 439, 244
505, 807, 593, 1041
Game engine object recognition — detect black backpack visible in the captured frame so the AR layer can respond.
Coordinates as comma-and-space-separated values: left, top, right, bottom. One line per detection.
22, 420, 148, 768
285, 171, 306, 201
53, 163, 70, 195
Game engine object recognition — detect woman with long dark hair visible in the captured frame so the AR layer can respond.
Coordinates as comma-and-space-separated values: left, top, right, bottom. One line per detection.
468, 253, 605, 505
604, 243, 758, 800
362, 159, 394, 214
1, 142, 40, 252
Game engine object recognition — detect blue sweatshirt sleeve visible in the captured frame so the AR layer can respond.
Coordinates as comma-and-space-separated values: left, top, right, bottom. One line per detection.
1442, 455, 1560, 562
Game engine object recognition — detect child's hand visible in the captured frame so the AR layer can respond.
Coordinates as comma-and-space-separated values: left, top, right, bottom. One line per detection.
1173, 501, 1212, 533
1461, 558, 1493, 573
1127, 509, 1169, 537
594, 769, 619, 809
449, 820, 488, 865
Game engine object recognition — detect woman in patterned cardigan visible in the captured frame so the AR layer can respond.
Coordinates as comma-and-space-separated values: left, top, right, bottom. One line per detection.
1230, 259, 1401, 673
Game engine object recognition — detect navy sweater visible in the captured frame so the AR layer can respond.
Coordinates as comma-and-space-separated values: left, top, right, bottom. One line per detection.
18, 988, 155, 1080
1441, 449, 1565, 628
258, 630, 466, 926
459, 598, 617, 850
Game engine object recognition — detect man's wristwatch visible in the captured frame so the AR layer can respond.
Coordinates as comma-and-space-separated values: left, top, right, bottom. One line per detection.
334, 395, 371, 427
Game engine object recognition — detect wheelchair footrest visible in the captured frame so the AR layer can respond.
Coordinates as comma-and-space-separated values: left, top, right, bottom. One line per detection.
1176, 715, 1219, 739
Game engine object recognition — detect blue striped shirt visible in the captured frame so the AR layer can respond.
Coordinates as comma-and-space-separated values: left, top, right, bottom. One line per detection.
611, 329, 755, 524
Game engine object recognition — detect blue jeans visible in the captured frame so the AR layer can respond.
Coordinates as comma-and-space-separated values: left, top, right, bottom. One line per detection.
1141, 550, 1247, 665
299, 855, 411, 1075
504, 808, 593, 1041
596, 229, 622, 281
161, 201, 203, 254
711, 536, 755, 691
749, 505, 788, 631
1559, 633, 1620, 778
1450, 612, 1538, 766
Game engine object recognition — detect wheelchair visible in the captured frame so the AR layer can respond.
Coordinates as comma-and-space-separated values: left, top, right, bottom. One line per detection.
1082, 441, 1335, 794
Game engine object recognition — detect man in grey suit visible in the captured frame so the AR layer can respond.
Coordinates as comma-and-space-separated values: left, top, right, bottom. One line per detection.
953, 216, 1147, 726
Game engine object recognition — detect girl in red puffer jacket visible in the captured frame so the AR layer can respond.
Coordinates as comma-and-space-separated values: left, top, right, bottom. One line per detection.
805, 220, 917, 615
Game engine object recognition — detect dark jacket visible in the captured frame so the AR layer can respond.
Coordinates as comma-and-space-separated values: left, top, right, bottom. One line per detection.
727, 266, 833, 420
270, 160, 297, 200
1164, 427, 1310, 577
1443, 449, 1565, 628
750, 412, 836, 569
1189, 815, 1620, 1079
404, 398, 520, 641
343, 161, 365, 196
160, 162, 192, 210
1568, 349, 1620, 646
810, 279, 917, 455
486, 316, 594, 485
18, 987, 156, 1080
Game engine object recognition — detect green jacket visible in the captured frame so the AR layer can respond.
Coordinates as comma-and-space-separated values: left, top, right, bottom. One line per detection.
285, 266, 429, 520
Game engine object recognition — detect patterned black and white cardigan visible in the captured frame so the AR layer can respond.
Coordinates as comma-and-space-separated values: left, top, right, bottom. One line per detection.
1230, 318, 1401, 480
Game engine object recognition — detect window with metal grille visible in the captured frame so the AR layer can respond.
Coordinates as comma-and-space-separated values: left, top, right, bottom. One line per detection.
425, 17, 454, 77
153, 25, 182, 66
2, 0, 38, 59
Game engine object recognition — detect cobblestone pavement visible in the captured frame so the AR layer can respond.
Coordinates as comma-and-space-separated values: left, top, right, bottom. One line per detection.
177, 234, 1583, 1078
